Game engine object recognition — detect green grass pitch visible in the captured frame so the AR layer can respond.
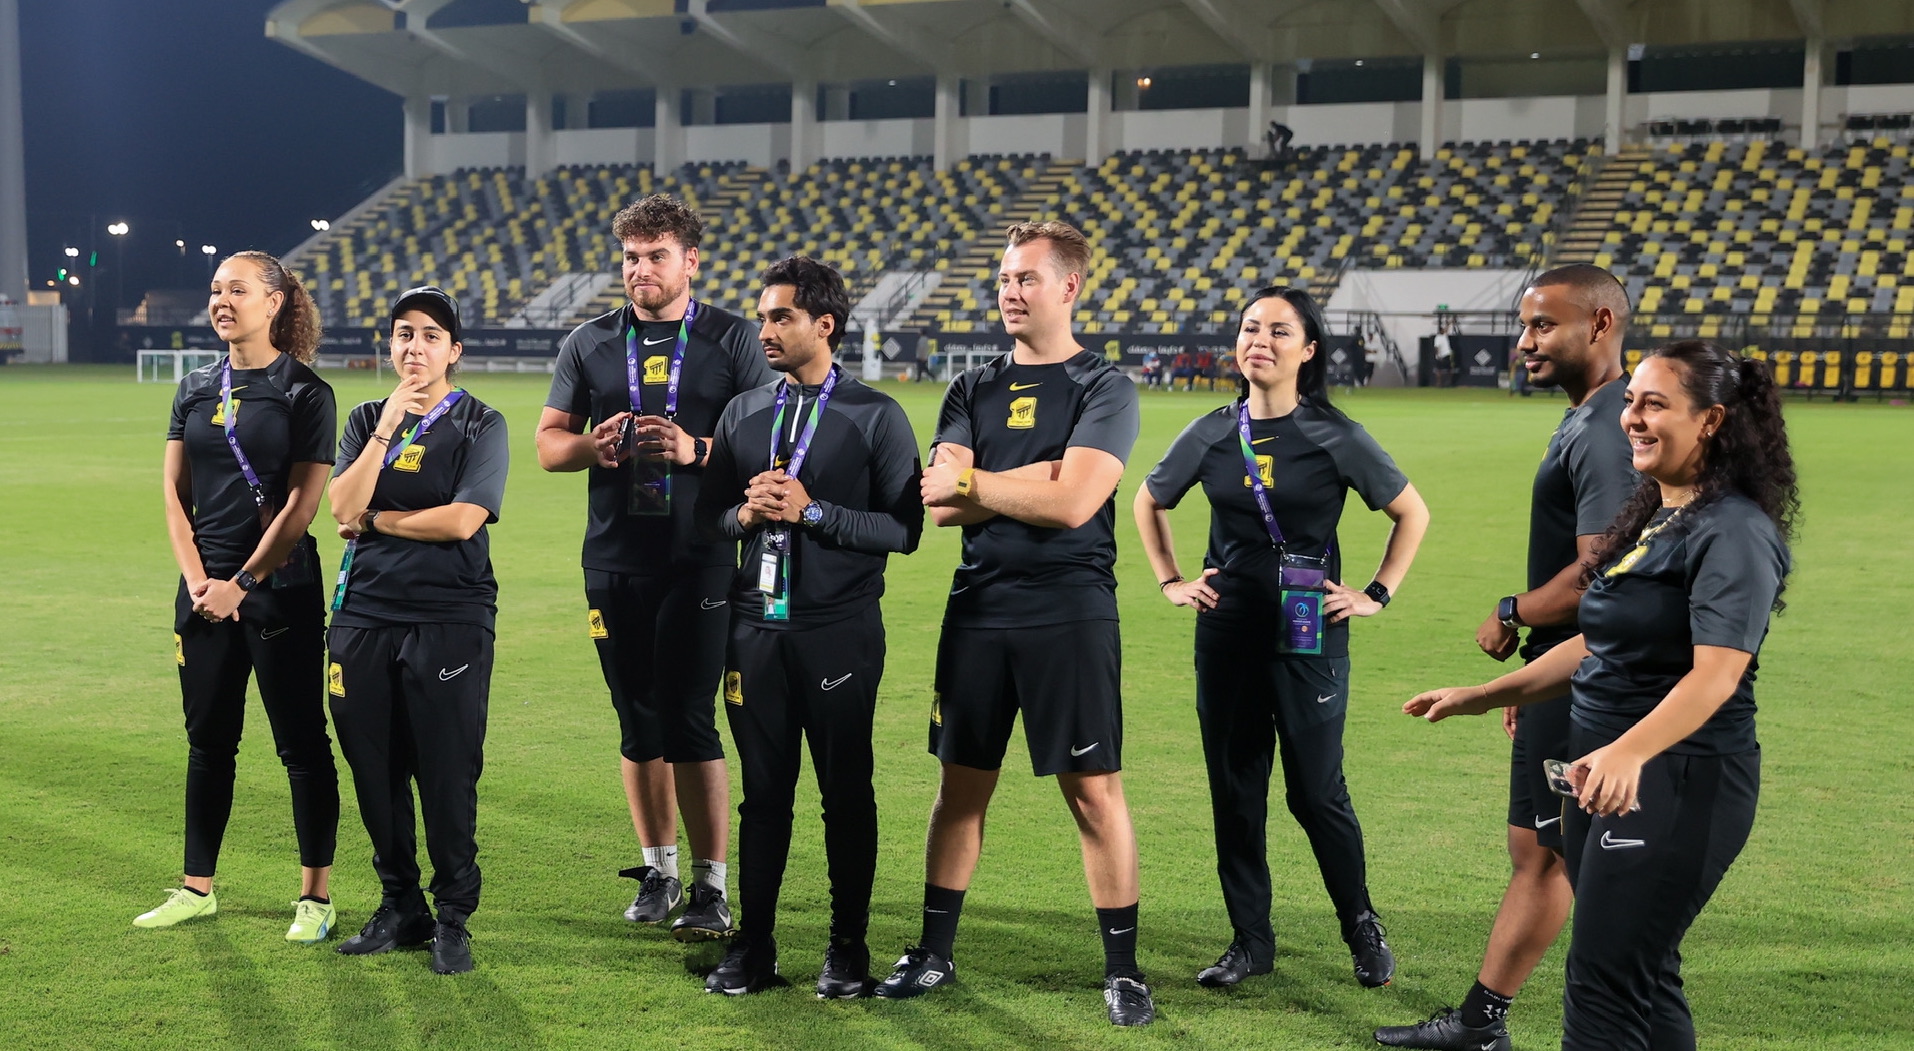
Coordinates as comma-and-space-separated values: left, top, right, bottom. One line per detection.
0, 364, 1908, 1050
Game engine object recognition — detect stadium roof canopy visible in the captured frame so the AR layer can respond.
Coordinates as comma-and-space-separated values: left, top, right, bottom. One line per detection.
267, 0, 1914, 101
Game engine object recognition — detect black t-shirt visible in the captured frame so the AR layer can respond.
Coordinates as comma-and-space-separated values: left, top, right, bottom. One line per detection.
1524, 377, 1636, 659
932, 350, 1140, 628
1571, 494, 1788, 756
546, 302, 774, 575
330, 393, 510, 630
699, 372, 924, 629
1143, 400, 1408, 655
167, 353, 336, 578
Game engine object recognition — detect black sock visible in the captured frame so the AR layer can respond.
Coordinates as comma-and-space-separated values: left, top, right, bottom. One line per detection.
299, 894, 331, 905
182, 886, 209, 897
1461, 980, 1515, 1029
920, 884, 965, 960
1096, 903, 1140, 978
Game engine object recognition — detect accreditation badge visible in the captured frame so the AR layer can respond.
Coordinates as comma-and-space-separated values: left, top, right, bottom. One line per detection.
758, 533, 790, 622
1276, 549, 1329, 655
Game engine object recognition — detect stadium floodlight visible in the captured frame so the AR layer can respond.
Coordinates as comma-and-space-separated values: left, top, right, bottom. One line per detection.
310, 219, 331, 231
67, 276, 79, 286
201, 245, 216, 256
1530, 52, 1541, 59
107, 222, 129, 236
175, 239, 186, 248
64, 246, 78, 258
1136, 76, 1152, 89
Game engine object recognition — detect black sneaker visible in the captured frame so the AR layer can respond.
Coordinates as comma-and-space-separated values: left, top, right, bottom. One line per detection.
1103, 974, 1156, 1027
1346, 911, 1396, 988
817, 938, 872, 999
430, 922, 474, 975
670, 882, 735, 942
336, 904, 434, 956
871, 945, 956, 999
1195, 940, 1272, 988
705, 938, 780, 995
618, 865, 684, 924
1374, 1007, 1512, 1050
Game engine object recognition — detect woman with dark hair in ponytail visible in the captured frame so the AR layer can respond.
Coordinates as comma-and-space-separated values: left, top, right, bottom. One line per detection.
144, 251, 342, 943
1406, 340, 1796, 1050
1133, 286, 1430, 990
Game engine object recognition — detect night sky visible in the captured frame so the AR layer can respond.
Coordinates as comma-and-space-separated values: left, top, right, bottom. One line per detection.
20, 0, 402, 308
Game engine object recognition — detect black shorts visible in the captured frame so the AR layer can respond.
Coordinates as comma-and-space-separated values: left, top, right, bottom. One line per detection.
929, 620, 1122, 777
1509, 693, 1574, 851
584, 566, 730, 764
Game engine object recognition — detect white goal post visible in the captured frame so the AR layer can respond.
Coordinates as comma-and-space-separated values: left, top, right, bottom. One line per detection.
136, 349, 224, 383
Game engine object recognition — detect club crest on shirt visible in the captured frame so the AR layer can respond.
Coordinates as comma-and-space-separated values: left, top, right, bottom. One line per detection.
587, 608, 608, 639
1007, 396, 1037, 430
724, 670, 743, 706
1243, 454, 1274, 487
643, 355, 669, 384
393, 444, 426, 472
210, 398, 238, 426
931, 691, 942, 727
328, 662, 345, 697
1606, 542, 1650, 577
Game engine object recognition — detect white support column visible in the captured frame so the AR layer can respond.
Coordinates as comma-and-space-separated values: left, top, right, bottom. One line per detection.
1248, 62, 1271, 157
654, 88, 684, 173
1419, 53, 1441, 161
1086, 68, 1111, 165
0, 0, 26, 304
934, 74, 960, 172
1604, 47, 1626, 154
526, 90, 555, 179
790, 80, 817, 171
403, 94, 433, 179
1802, 37, 1826, 148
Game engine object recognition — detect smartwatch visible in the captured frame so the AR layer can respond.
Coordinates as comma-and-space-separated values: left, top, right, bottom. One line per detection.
1363, 581, 1391, 608
800, 501, 824, 527
1498, 595, 1522, 629
362, 510, 381, 536
234, 570, 258, 593
692, 437, 709, 464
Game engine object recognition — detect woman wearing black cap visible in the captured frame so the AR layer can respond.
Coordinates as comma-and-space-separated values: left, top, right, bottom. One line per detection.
325, 286, 509, 974
143, 250, 342, 943
1406, 340, 1795, 1050
1132, 285, 1429, 991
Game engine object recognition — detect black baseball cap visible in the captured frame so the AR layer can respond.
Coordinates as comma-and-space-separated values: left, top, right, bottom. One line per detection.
390, 285, 461, 343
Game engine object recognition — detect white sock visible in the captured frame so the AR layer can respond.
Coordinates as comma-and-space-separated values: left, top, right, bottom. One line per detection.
643, 844, 679, 880
692, 858, 726, 895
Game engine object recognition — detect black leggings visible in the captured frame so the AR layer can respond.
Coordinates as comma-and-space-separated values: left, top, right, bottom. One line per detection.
1196, 637, 1373, 962
174, 580, 338, 877
1561, 732, 1759, 1051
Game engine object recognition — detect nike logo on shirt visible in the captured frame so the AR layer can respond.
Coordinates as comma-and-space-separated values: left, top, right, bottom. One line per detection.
1070, 742, 1099, 757
1600, 831, 1646, 850
1316, 694, 1336, 704
1252, 436, 1277, 445
643, 335, 674, 346
439, 665, 469, 681
1008, 382, 1040, 391
259, 627, 290, 640
700, 598, 726, 610
821, 674, 853, 691
1534, 815, 1562, 829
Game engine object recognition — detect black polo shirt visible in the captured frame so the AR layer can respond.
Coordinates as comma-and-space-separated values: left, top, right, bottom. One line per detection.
1571, 494, 1787, 756
1523, 376, 1637, 659
931, 350, 1141, 628
167, 353, 336, 578
698, 371, 924, 629
1143, 400, 1408, 656
330, 392, 509, 630
546, 302, 773, 575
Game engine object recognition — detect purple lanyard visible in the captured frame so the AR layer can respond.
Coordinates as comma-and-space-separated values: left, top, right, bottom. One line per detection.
219, 359, 266, 507
383, 389, 466, 468
767, 365, 840, 478
1236, 400, 1288, 548
626, 300, 697, 421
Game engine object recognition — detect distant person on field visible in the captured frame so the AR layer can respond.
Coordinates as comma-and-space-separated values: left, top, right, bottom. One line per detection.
693, 257, 923, 996
1377, 263, 1636, 1051
1403, 340, 1793, 1051
874, 221, 1153, 1027
1432, 316, 1455, 388
142, 251, 341, 944
536, 195, 772, 943
326, 287, 508, 975
1135, 285, 1429, 993
1142, 349, 1163, 389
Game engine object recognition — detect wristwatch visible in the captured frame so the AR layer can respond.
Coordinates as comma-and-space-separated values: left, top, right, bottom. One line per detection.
954, 468, 975, 498
234, 570, 258, 593
361, 510, 381, 536
1498, 595, 1522, 629
691, 437, 709, 464
800, 501, 824, 527
1363, 581, 1391, 608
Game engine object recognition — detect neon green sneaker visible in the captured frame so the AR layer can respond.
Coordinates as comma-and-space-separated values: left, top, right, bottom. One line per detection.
285, 898, 336, 944
133, 887, 217, 928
